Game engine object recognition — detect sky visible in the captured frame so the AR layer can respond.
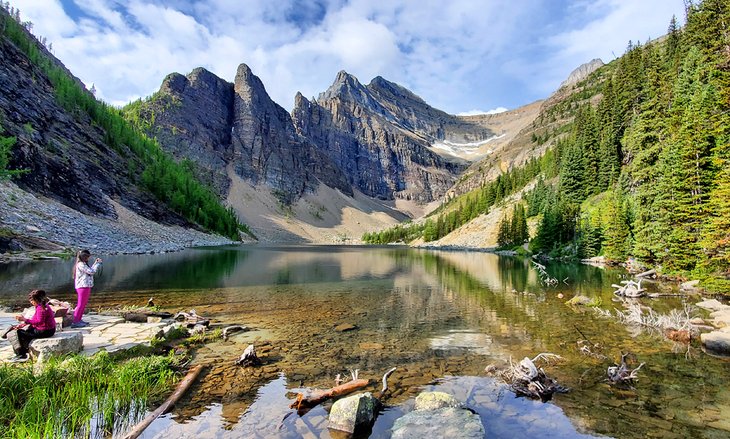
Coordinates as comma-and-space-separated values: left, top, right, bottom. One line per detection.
10, 0, 686, 114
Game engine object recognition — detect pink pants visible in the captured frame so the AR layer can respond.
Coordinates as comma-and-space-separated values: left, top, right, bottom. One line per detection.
74, 287, 92, 323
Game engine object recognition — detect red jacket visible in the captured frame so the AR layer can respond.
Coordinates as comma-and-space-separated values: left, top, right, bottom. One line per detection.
26, 304, 56, 331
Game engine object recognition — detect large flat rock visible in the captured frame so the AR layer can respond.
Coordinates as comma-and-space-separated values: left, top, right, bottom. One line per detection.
710, 309, 730, 328
696, 299, 730, 312
30, 331, 83, 361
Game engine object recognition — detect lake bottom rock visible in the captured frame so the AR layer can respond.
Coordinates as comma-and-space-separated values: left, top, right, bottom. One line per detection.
391, 391, 484, 438
391, 407, 485, 439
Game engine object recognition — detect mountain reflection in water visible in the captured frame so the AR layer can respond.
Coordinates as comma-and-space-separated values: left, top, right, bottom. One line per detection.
0, 245, 727, 438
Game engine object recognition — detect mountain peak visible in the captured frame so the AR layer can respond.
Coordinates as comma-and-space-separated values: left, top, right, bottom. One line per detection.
318, 70, 369, 102
235, 63, 255, 80
160, 72, 188, 94
367, 76, 428, 106
559, 58, 604, 89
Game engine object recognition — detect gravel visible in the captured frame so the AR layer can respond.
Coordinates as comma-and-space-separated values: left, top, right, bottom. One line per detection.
0, 181, 236, 255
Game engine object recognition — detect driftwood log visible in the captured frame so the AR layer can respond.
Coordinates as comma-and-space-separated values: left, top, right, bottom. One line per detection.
486, 353, 568, 402
121, 311, 173, 323
174, 310, 210, 328
290, 367, 397, 411
291, 378, 370, 411
122, 364, 203, 439
607, 352, 645, 386
235, 344, 261, 367
612, 279, 646, 298
222, 325, 248, 341
635, 269, 656, 278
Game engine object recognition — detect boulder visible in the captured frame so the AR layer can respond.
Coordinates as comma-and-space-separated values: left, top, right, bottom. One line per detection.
566, 295, 592, 306
701, 332, 730, 355
414, 391, 463, 411
710, 309, 730, 328
680, 280, 701, 292
391, 407, 485, 439
328, 392, 378, 434
29, 331, 83, 362
54, 315, 73, 328
696, 299, 730, 312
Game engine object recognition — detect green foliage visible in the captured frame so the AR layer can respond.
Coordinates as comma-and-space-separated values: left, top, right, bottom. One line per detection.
0, 132, 17, 180
0, 352, 178, 438
0, 123, 27, 180
0, 7, 246, 240
497, 203, 528, 249
527, 0, 730, 277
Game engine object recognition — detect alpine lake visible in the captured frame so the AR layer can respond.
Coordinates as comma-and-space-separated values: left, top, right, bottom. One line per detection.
1, 245, 728, 439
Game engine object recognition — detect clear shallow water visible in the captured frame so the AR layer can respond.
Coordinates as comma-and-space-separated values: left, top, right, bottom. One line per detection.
1, 245, 728, 438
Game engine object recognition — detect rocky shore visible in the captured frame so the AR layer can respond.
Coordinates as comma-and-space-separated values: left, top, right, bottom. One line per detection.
0, 181, 236, 259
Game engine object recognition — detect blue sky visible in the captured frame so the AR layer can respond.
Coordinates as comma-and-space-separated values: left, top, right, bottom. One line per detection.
12, 0, 685, 114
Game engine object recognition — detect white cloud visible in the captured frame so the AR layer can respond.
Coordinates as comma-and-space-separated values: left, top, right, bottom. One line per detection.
11, 0, 687, 113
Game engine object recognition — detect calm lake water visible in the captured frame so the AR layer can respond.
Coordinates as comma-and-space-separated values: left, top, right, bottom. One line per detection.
1, 245, 728, 438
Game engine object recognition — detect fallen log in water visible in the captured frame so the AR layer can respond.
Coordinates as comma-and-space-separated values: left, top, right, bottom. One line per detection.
123, 364, 204, 439
291, 367, 397, 411
635, 269, 656, 278
291, 378, 370, 411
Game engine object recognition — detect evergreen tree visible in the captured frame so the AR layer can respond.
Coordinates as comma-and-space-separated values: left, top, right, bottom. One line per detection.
602, 188, 630, 262
559, 143, 585, 203
497, 212, 511, 248
510, 203, 528, 245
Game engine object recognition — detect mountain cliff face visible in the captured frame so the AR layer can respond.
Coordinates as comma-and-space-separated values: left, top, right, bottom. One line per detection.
0, 27, 178, 223
136, 66, 493, 205
129, 64, 353, 204
559, 58, 605, 89
292, 71, 490, 202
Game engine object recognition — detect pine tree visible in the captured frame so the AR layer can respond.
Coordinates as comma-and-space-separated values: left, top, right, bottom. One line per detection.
602, 188, 630, 262
497, 212, 511, 248
510, 203, 528, 245
559, 143, 585, 203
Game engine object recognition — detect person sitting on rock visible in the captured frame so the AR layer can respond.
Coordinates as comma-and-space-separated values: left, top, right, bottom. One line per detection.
6, 289, 56, 363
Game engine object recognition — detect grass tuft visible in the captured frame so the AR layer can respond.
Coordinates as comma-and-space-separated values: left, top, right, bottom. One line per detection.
0, 351, 179, 438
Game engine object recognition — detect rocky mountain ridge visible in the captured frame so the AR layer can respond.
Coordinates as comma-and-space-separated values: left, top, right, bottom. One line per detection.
134, 66, 502, 206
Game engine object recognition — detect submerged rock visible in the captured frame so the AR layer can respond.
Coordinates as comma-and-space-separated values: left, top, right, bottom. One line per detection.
334, 323, 358, 332
566, 295, 592, 306
414, 391, 463, 411
391, 407, 484, 439
328, 392, 378, 434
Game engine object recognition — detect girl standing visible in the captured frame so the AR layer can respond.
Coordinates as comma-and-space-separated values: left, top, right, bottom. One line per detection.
6, 289, 56, 363
72, 249, 102, 328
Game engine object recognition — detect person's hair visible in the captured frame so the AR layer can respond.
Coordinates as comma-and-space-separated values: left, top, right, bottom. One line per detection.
72, 249, 92, 280
28, 289, 49, 305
